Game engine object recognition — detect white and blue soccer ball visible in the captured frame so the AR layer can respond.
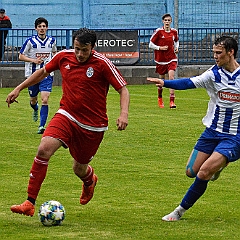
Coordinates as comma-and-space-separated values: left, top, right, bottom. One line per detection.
38, 200, 65, 226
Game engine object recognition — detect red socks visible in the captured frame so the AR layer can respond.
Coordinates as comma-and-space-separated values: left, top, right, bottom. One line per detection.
170, 93, 175, 102
80, 165, 94, 186
27, 158, 93, 202
27, 156, 49, 200
158, 87, 163, 98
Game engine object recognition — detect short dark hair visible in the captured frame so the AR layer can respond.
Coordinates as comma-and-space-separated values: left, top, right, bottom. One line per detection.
162, 13, 172, 20
72, 28, 97, 48
35, 17, 48, 28
214, 36, 238, 58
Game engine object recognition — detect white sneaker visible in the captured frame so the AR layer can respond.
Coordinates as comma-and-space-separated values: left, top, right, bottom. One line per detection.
162, 209, 182, 221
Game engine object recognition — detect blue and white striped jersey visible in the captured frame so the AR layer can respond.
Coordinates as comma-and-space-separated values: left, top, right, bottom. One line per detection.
191, 65, 240, 135
20, 35, 57, 77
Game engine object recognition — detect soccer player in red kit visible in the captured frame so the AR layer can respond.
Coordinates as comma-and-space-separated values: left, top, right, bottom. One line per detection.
149, 13, 179, 108
6, 28, 130, 217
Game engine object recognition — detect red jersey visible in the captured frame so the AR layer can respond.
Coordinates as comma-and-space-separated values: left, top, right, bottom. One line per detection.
45, 49, 127, 129
150, 27, 178, 64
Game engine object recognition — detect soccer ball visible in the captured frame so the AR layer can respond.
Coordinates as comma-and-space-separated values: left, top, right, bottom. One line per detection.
38, 200, 65, 226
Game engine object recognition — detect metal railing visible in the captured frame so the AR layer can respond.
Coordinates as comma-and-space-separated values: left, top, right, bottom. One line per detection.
1, 28, 240, 65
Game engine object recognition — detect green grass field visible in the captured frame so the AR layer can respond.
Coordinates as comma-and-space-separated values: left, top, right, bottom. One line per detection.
1, 85, 240, 239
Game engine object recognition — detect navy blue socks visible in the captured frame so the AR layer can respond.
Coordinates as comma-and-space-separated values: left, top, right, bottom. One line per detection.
40, 105, 49, 127
180, 176, 209, 210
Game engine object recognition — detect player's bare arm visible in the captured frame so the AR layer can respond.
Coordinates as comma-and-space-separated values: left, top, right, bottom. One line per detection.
149, 42, 168, 51
160, 45, 168, 50
19, 53, 44, 65
147, 77, 165, 88
6, 67, 49, 107
116, 86, 129, 130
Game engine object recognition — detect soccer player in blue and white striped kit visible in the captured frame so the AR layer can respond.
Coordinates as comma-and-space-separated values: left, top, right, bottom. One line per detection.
19, 17, 57, 134
148, 36, 240, 221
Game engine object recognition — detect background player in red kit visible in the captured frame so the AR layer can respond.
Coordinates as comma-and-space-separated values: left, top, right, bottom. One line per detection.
6, 28, 130, 217
149, 13, 179, 108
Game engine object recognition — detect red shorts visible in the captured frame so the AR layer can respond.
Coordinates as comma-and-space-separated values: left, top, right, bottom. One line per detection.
43, 113, 104, 164
156, 61, 177, 75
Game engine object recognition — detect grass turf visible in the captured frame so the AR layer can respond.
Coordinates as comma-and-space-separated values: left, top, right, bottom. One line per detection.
1, 85, 240, 239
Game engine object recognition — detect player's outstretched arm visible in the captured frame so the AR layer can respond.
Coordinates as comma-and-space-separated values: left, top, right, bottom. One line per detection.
6, 67, 49, 107
148, 77, 196, 90
116, 86, 129, 130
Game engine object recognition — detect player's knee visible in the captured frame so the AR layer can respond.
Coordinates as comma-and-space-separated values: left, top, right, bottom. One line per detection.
197, 167, 213, 180
37, 142, 54, 159
37, 146, 50, 159
186, 167, 196, 178
72, 161, 87, 177
186, 149, 198, 178
30, 98, 38, 105
41, 98, 49, 105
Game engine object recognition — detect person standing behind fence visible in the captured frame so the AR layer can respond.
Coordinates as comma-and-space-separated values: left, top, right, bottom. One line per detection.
149, 13, 179, 108
19, 17, 57, 134
0, 8, 12, 61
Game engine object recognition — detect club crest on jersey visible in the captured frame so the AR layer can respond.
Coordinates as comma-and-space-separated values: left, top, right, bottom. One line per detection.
86, 67, 94, 78
86, 67, 94, 77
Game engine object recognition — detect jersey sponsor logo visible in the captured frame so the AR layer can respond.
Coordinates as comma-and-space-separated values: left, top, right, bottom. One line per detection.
36, 52, 50, 60
86, 67, 94, 78
219, 91, 240, 102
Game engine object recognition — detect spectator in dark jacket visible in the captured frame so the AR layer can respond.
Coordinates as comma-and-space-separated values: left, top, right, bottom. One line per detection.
0, 8, 12, 60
